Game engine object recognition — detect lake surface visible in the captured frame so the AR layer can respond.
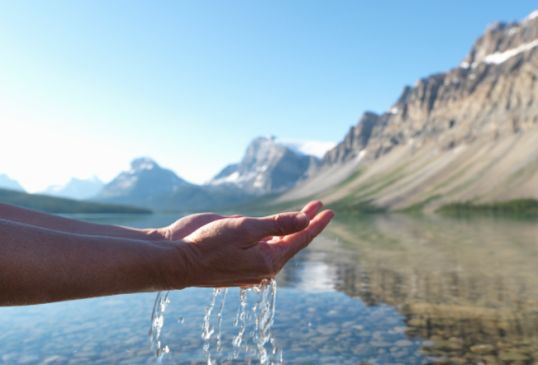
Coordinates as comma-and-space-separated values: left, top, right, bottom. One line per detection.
1, 213, 537, 365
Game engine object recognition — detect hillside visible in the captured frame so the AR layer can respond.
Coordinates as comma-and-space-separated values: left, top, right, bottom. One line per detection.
0, 188, 151, 214
277, 11, 538, 213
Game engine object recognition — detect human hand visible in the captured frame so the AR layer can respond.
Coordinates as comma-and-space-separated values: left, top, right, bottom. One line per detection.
169, 201, 334, 288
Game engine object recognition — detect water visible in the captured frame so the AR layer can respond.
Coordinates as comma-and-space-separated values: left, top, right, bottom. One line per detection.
0, 212, 536, 364
151, 280, 280, 365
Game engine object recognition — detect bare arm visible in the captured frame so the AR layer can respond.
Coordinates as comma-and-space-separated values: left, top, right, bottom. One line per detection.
0, 203, 162, 240
0, 201, 333, 306
0, 218, 179, 305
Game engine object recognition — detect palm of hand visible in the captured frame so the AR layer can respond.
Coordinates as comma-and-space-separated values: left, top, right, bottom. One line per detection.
175, 201, 334, 288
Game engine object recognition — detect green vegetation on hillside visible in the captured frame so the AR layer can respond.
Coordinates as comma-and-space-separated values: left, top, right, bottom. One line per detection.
327, 199, 387, 215
437, 199, 538, 219
0, 188, 151, 214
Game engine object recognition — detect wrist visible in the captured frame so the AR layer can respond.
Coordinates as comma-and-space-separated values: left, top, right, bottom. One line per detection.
158, 240, 196, 290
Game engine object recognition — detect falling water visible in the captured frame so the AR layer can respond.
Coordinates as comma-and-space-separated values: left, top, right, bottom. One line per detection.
149, 279, 282, 364
149, 291, 171, 362
201, 288, 227, 365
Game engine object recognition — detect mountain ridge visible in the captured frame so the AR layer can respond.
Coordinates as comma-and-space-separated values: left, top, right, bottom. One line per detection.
277, 10, 538, 212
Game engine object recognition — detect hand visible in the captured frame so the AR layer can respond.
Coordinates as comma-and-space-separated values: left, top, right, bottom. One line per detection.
171, 201, 334, 288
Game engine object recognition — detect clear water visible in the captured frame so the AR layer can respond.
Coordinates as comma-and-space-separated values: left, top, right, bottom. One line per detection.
0, 213, 536, 364
151, 280, 281, 365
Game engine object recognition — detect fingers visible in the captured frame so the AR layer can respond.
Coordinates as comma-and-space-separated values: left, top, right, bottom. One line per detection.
238, 211, 310, 243
275, 209, 334, 263
301, 200, 323, 219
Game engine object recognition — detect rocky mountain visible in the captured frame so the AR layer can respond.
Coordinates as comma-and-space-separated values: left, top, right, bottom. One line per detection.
98, 157, 189, 200
95, 157, 249, 211
210, 136, 320, 195
0, 174, 25, 192
43, 177, 104, 200
278, 10, 538, 211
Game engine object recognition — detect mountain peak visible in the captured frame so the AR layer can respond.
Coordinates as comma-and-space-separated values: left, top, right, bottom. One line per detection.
524, 9, 538, 22
130, 157, 159, 172
210, 136, 321, 194
461, 10, 538, 68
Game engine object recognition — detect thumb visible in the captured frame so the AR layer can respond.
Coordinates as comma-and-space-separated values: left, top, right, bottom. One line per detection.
239, 212, 310, 243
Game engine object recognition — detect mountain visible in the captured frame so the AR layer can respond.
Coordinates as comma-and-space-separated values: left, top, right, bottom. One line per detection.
278, 11, 538, 212
98, 157, 189, 201
0, 188, 150, 214
43, 177, 104, 200
0, 174, 25, 192
96, 157, 249, 211
210, 136, 321, 195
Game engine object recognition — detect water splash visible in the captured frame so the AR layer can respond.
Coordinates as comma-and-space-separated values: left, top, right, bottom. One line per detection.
149, 279, 282, 365
202, 288, 228, 365
149, 291, 171, 362
232, 279, 281, 364
232, 287, 248, 357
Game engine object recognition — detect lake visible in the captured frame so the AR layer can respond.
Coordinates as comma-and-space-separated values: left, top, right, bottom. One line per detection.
1, 213, 537, 365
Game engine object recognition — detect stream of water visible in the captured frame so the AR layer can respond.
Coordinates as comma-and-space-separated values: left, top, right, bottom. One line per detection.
149, 279, 282, 365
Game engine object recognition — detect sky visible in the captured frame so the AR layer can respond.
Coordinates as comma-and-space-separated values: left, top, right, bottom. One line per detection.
0, 1, 536, 192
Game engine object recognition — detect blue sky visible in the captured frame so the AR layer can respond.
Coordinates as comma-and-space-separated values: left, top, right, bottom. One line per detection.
0, 1, 536, 191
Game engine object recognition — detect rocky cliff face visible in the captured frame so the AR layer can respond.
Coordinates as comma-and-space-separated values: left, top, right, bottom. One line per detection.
210, 137, 319, 195
280, 11, 538, 209
325, 12, 538, 166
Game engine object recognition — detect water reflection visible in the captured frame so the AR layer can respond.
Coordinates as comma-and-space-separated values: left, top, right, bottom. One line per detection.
0, 213, 536, 364
285, 214, 538, 365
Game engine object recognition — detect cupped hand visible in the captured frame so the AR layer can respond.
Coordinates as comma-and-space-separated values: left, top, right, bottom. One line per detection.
172, 201, 334, 288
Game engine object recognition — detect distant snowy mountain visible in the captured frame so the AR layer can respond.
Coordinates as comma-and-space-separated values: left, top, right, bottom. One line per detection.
97, 157, 190, 201
44, 177, 104, 200
94, 137, 332, 211
96, 157, 249, 211
210, 136, 322, 194
0, 174, 25, 192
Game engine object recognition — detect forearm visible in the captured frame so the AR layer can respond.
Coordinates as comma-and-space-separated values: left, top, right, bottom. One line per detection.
0, 203, 163, 240
0, 219, 186, 306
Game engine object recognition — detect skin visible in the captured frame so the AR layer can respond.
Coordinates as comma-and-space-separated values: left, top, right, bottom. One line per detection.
0, 201, 333, 306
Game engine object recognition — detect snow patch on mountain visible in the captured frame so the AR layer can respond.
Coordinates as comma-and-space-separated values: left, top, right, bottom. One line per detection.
279, 139, 336, 158
483, 39, 538, 64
